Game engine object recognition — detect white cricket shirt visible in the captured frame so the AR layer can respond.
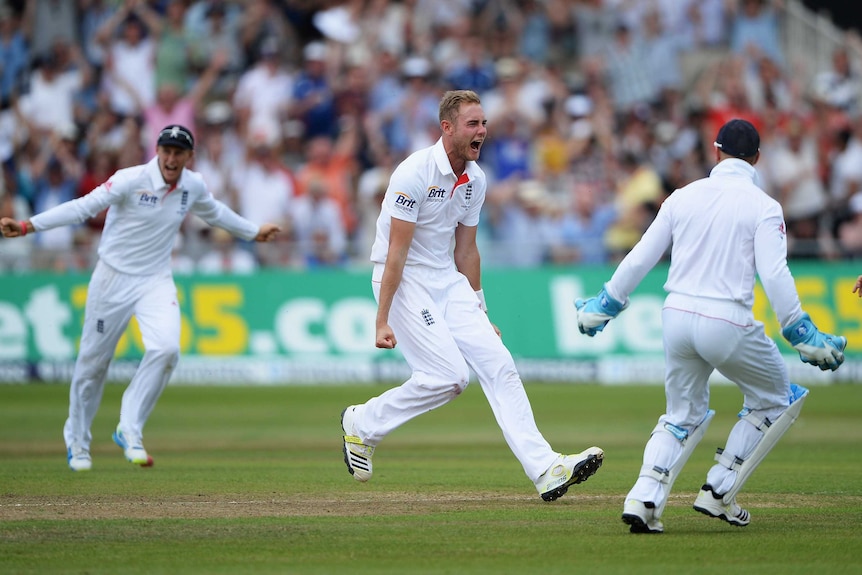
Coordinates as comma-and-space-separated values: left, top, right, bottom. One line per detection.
370, 138, 486, 268
606, 158, 803, 328
31, 157, 260, 276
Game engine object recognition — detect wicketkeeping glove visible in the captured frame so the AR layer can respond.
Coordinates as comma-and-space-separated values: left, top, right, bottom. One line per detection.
574, 285, 628, 337
782, 313, 847, 371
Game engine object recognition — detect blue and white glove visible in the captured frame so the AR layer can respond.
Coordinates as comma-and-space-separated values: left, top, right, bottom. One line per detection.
782, 313, 847, 372
574, 285, 628, 337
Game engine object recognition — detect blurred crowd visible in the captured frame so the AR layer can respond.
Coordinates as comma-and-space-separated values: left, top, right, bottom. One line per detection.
2, 0, 862, 274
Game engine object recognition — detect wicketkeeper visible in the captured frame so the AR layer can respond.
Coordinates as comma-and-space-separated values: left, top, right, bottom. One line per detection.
575, 118, 847, 533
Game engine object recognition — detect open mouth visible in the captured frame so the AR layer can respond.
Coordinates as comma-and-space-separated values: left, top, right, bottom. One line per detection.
470, 140, 482, 152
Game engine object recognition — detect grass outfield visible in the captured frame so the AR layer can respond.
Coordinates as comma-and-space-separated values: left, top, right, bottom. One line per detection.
1, 382, 861, 575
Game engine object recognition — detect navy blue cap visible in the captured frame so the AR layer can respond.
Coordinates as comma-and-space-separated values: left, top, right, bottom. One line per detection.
714, 119, 759, 158
157, 124, 194, 150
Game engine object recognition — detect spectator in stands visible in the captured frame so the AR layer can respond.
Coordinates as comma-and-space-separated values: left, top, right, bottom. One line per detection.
811, 45, 862, 116
729, 0, 784, 67
290, 41, 338, 140
16, 42, 93, 141
604, 150, 664, 260
295, 127, 360, 239
237, 0, 296, 67
550, 180, 617, 265
141, 49, 228, 152
672, 0, 731, 50
482, 57, 546, 133
642, 8, 685, 104
571, 0, 616, 61
96, 4, 158, 118
444, 35, 497, 95
232, 36, 293, 145
486, 179, 560, 268
0, 5, 28, 101
22, 0, 78, 61
600, 20, 658, 114
29, 156, 79, 271
197, 227, 258, 275
291, 176, 348, 268
232, 127, 295, 256
768, 115, 829, 259
0, 162, 33, 272
78, 0, 115, 71
744, 54, 794, 113
187, 2, 246, 101
828, 117, 862, 234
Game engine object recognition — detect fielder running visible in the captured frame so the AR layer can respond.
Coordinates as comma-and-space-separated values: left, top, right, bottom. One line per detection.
0, 125, 280, 471
340, 90, 603, 501
575, 119, 846, 532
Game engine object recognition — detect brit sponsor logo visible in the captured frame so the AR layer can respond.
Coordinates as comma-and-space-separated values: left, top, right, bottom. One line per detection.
393, 191, 416, 211
426, 186, 446, 202
137, 191, 159, 207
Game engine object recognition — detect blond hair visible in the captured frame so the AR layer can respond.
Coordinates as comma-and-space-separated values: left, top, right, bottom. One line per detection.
439, 90, 481, 124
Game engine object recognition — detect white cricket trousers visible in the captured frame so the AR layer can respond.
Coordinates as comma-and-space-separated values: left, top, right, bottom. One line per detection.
63, 261, 180, 452
628, 294, 791, 505
354, 263, 558, 482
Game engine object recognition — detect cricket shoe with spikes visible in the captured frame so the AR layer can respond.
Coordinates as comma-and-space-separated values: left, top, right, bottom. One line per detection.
112, 426, 154, 467
67, 445, 92, 471
341, 406, 374, 482
622, 499, 664, 533
693, 484, 750, 526
536, 447, 604, 501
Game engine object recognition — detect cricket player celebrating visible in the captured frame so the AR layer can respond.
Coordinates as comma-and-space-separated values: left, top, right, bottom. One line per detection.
575, 119, 847, 533
340, 90, 603, 501
1, 125, 280, 471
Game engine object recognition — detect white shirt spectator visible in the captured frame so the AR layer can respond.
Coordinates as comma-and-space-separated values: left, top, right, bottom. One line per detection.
18, 67, 83, 132
291, 182, 348, 264
103, 37, 156, 116
231, 153, 294, 229
233, 60, 293, 142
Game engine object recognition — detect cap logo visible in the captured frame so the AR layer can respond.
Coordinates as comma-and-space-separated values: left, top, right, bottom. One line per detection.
158, 125, 194, 149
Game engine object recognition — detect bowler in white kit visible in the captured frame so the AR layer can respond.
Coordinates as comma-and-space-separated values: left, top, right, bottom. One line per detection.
1, 125, 281, 471
340, 90, 603, 501
575, 119, 847, 532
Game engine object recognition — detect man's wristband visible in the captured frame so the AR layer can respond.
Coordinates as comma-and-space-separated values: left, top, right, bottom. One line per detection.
19, 220, 28, 237
475, 289, 487, 312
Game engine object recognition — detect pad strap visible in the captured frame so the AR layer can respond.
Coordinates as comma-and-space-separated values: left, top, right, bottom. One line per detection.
714, 447, 744, 471
739, 408, 773, 432
640, 464, 670, 484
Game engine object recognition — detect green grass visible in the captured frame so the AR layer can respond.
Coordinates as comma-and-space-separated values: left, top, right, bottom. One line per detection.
1, 382, 861, 574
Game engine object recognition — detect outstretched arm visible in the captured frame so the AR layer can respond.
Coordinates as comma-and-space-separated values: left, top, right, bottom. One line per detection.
376, 217, 415, 349
855, 275, 862, 297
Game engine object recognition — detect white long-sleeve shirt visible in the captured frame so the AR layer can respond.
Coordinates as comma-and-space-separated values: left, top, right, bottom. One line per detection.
31, 157, 260, 276
606, 158, 803, 329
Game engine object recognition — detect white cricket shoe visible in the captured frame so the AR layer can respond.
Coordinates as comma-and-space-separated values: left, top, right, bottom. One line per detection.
622, 499, 664, 533
67, 446, 92, 472
535, 447, 604, 501
341, 406, 374, 482
112, 426, 154, 467
693, 484, 750, 526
